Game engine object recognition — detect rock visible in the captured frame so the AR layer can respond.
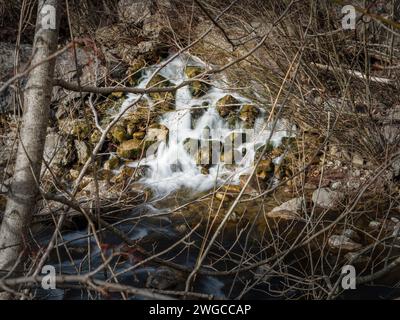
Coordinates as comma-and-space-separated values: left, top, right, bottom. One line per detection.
239, 104, 259, 127
132, 131, 146, 140
184, 138, 222, 163
368, 220, 381, 230
144, 123, 169, 143
90, 130, 101, 145
111, 125, 129, 143
0, 42, 32, 82
117, 0, 152, 25
352, 153, 364, 167
225, 131, 247, 147
342, 229, 360, 242
328, 235, 362, 252
256, 159, 274, 180
183, 138, 200, 155
111, 165, 149, 184
190, 104, 208, 128
346, 180, 360, 189
111, 165, 134, 184
58, 119, 91, 139
200, 166, 209, 175
216, 95, 241, 118
116, 138, 144, 159
74, 140, 90, 165
312, 188, 343, 209
387, 104, 400, 121
304, 182, 317, 190
330, 181, 342, 190
0, 42, 32, 114
195, 146, 213, 167
215, 192, 233, 201
123, 103, 159, 135
80, 180, 112, 198
147, 74, 175, 109
53, 46, 106, 104
104, 156, 120, 171
267, 197, 303, 221
221, 185, 242, 193
43, 132, 71, 169
184, 66, 209, 97
127, 58, 146, 86
146, 266, 183, 290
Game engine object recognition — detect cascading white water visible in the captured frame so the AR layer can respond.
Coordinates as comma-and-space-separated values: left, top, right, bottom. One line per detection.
120, 54, 293, 196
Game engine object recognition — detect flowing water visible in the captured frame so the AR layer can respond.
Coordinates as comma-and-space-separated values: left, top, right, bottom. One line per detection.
122, 54, 293, 196
39, 54, 299, 300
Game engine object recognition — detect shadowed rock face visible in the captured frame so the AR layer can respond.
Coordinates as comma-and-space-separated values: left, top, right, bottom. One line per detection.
0, 42, 32, 113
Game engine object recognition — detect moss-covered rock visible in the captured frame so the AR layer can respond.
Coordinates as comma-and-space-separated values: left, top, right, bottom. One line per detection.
255, 143, 274, 159
117, 138, 144, 159
133, 131, 146, 140
104, 156, 120, 171
112, 165, 149, 185
145, 123, 169, 143
239, 104, 259, 127
58, 119, 91, 139
190, 104, 208, 128
216, 95, 241, 118
90, 129, 102, 145
123, 102, 159, 135
111, 125, 129, 143
184, 66, 209, 97
127, 58, 146, 86
147, 74, 175, 108
256, 159, 275, 180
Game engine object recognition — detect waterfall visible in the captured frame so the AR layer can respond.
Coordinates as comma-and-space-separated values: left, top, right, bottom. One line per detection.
119, 54, 293, 196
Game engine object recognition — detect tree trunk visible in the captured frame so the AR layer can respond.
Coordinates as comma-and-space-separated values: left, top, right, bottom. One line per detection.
0, 0, 59, 284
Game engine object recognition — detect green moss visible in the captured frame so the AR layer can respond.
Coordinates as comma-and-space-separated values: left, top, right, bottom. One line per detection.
111, 125, 129, 143
117, 139, 143, 159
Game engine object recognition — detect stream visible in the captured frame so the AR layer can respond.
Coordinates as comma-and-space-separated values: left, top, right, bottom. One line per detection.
35, 54, 397, 300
